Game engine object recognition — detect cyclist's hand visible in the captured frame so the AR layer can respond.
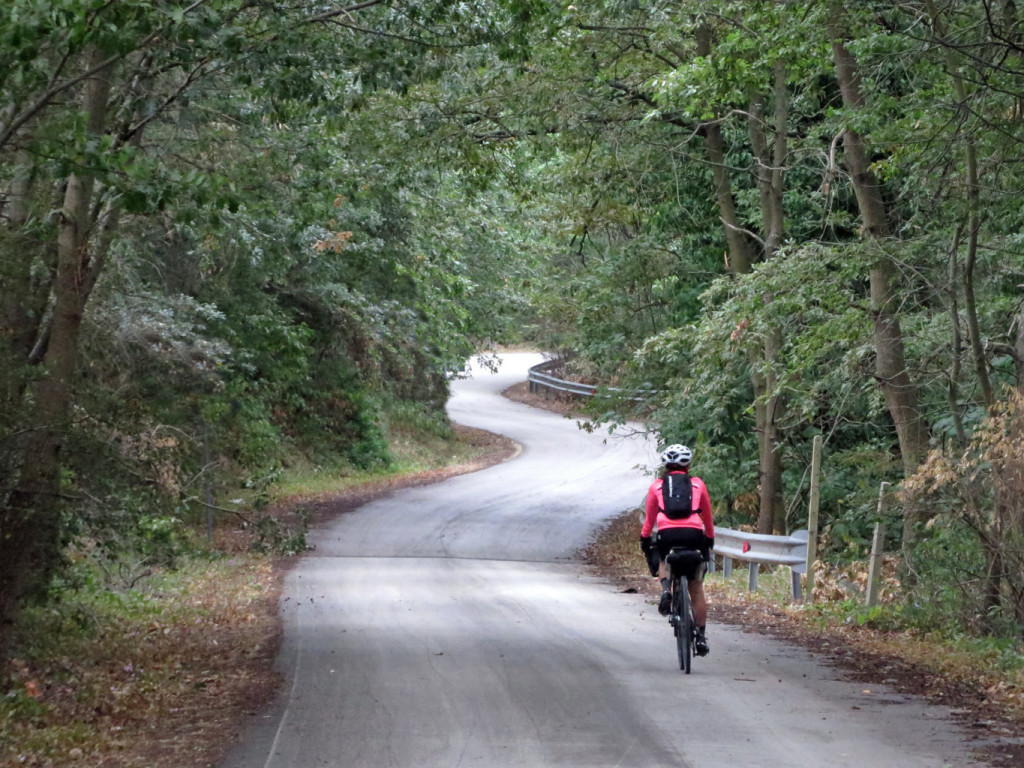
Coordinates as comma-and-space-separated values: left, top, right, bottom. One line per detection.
706, 535, 714, 550
640, 535, 652, 554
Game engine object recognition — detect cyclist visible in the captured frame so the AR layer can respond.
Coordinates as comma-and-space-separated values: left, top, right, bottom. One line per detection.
640, 444, 714, 656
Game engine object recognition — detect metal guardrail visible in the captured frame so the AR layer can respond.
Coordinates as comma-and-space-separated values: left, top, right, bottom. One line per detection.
527, 359, 656, 401
527, 359, 600, 397
709, 527, 809, 599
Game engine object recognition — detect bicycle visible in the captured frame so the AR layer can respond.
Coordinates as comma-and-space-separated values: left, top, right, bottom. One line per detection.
665, 547, 705, 674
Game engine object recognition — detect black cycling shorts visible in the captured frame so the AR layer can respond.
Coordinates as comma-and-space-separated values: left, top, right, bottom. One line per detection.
656, 527, 709, 564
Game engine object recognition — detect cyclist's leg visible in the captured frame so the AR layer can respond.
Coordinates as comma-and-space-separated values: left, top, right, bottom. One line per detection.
664, 528, 708, 625
687, 575, 707, 627
656, 529, 687, 587
657, 568, 672, 615
687, 562, 710, 656
655, 537, 672, 615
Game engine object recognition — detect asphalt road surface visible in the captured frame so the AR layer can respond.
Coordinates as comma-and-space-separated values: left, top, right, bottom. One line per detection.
222, 352, 994, 768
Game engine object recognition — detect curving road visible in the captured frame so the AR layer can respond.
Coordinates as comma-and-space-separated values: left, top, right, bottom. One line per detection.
222, 352, 994, 768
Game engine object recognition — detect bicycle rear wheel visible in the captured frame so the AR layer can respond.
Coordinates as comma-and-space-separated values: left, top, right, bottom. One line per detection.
673, 577, 692, 673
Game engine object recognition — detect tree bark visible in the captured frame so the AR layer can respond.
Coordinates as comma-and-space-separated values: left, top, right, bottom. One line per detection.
755, 329, 785, 534
923, 0, 996, 407
696, 25, 754, 276
829, 18, 931, 554
0, 155, 58, 405
961, 144, 993, 405
947, 236, 968, 447
748, 64, 789, 534
0, 47, 113, 647
696, 24, 789, 533
1016, 303, 1024, 391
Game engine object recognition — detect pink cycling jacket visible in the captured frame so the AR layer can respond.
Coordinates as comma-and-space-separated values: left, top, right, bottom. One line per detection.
641, 470, 715, 539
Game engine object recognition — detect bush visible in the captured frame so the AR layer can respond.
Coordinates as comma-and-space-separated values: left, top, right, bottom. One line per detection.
906, 390, 1024, 637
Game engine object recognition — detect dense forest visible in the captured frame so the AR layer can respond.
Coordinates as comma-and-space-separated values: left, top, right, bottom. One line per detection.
1, 0, 1023, 653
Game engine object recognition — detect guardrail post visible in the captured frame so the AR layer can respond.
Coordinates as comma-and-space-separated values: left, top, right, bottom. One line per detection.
722, 555, 733, 578
748, 564, 758, 592
789, 530, 808, 601
791, 568, 802, 601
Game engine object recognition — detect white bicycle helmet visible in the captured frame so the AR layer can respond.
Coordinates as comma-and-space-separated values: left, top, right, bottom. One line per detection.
660, 444, 692, 468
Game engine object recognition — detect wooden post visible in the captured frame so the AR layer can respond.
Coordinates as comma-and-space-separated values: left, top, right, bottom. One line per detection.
805, 435, 822, 602
204, 427, 213, 544
866, 522, 885, 607
866, 482, 889, 607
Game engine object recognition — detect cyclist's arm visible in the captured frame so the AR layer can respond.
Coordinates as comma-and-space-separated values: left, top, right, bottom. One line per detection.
695, 479, 714, 539
641, 481, 661, 538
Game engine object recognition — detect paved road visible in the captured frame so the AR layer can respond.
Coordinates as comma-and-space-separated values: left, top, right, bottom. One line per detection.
222, 352, 994, 768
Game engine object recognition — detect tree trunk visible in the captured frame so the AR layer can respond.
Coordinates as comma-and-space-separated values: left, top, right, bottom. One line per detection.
0, 156, 56, 407
829, 18, 931, 553
0, 48, 112, 648
924, 0, 996, 407
696, 25, 754, 276
947, 237, 968, 447
962, 144, 993, 406
756, 328, 785, 534
748, 64, 789, 534
696, 24, 787, 532
1001, 0, 1020, 41
696, 25, 791, 533
1016, 302, 1024, 391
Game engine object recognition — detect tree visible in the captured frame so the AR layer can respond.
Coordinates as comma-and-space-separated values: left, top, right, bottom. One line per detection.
0, 0, 534, 649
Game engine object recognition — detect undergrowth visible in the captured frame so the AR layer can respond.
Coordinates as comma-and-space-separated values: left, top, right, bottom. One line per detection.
1, 556, 280, 768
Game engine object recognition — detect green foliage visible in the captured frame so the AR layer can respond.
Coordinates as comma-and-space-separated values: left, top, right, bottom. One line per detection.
0, 0, 560, 639
503, 0, 1024, 647
3, 0, 1024, 651
802, 597, 907, 633
898, 517, 989, 634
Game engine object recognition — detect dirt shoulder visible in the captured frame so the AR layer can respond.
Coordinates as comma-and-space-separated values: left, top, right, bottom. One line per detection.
500, 380, 587, 419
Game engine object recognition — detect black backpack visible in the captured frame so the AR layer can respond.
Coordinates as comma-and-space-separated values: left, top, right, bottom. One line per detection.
663, 473, 693, 520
